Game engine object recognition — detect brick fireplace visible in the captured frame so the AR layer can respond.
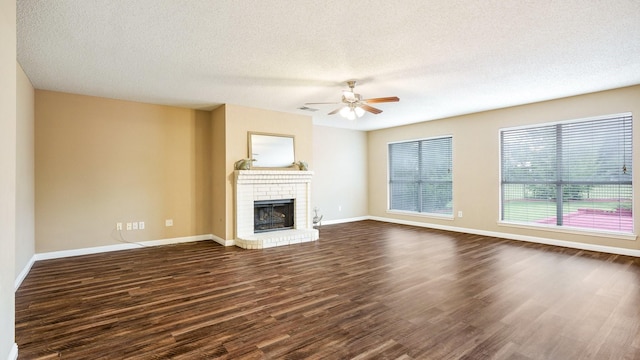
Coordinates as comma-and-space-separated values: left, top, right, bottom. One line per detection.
234, 170, 319, 249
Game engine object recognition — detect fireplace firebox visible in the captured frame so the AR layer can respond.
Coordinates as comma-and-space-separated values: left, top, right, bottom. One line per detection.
254, 199, 294, 233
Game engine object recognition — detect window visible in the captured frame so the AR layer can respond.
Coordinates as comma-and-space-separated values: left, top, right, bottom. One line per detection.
389, 136, 453, 216
500, 113, 633, 234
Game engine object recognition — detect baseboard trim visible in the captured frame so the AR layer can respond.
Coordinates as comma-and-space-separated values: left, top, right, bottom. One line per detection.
34, 234, 214, 262
321, 216, 370, 226
7, 343, 18, 360
15, 254, 36, 291
19, 215, 639, 291
369, 216, 640, 257
211, 234, 234, 247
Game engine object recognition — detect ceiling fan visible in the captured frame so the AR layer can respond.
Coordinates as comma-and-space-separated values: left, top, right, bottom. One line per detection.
305, 80, 399, 120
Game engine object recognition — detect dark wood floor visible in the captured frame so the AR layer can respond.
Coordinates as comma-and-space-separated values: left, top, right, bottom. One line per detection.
15, 220, 640, 359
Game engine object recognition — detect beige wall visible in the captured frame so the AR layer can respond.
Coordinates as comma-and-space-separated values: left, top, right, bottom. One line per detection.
194, 110, 212, 240
221, 104, 313, 240
1, 0, 17, 356
312, 125, 368, 221
33, 95, 313, 249
24, 84, 640, 256
368, 85, 640, 251
35, 91, 212, 253
16, 64, 35, 278
211, 106, 227, 241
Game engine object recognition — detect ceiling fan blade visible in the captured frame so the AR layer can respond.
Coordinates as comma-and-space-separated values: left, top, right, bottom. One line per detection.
305, 102, 340, 105
362, 96, 400, 104
328, 107, 342, 115
360, 104, 383, 114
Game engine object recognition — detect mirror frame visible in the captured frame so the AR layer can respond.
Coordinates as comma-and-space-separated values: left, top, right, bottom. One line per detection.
248, 132, 296, 169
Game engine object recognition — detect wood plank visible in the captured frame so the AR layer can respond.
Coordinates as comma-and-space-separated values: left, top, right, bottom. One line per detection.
15, 220, 640, 359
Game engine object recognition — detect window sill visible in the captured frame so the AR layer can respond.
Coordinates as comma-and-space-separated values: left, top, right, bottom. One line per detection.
497, 221, 637, 241
386, 209, 454, 221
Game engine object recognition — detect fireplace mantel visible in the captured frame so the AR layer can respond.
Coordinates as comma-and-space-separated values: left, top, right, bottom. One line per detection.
236, 170, 314, 184
234, 170, 319, 249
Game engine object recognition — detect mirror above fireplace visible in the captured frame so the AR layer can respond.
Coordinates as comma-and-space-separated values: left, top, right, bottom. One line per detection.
248, 132, 295, 169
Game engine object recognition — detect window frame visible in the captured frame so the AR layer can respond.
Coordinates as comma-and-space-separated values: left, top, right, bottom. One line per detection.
387, 135, 454, 219
498, 113, 634, 237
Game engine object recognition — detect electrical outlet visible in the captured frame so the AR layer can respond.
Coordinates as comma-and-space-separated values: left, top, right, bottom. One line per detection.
165, 219, 173, 227
126, 222, 132, 230
116, 222, 122, 231
458, 211, 463, 218
132, 222, 138, 230
338, 205, 342, 212
139, 221, 145, 230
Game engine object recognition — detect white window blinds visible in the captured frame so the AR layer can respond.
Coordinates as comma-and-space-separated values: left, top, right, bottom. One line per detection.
500, 113, 633, 233
389, 136, 452, 215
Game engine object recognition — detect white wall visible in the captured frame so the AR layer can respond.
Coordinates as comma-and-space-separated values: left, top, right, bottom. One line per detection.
0, 0, 17, 358
312, 125, 368, 222
15, 64, 35, 284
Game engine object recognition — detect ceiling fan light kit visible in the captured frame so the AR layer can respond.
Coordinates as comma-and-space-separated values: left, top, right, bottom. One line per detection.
339, 104, 365, 120
305, 80, 399, 120
339, 106, 352, 118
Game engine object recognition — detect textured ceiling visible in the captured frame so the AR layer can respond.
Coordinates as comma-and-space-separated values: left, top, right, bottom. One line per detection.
17, 0, 640, 131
